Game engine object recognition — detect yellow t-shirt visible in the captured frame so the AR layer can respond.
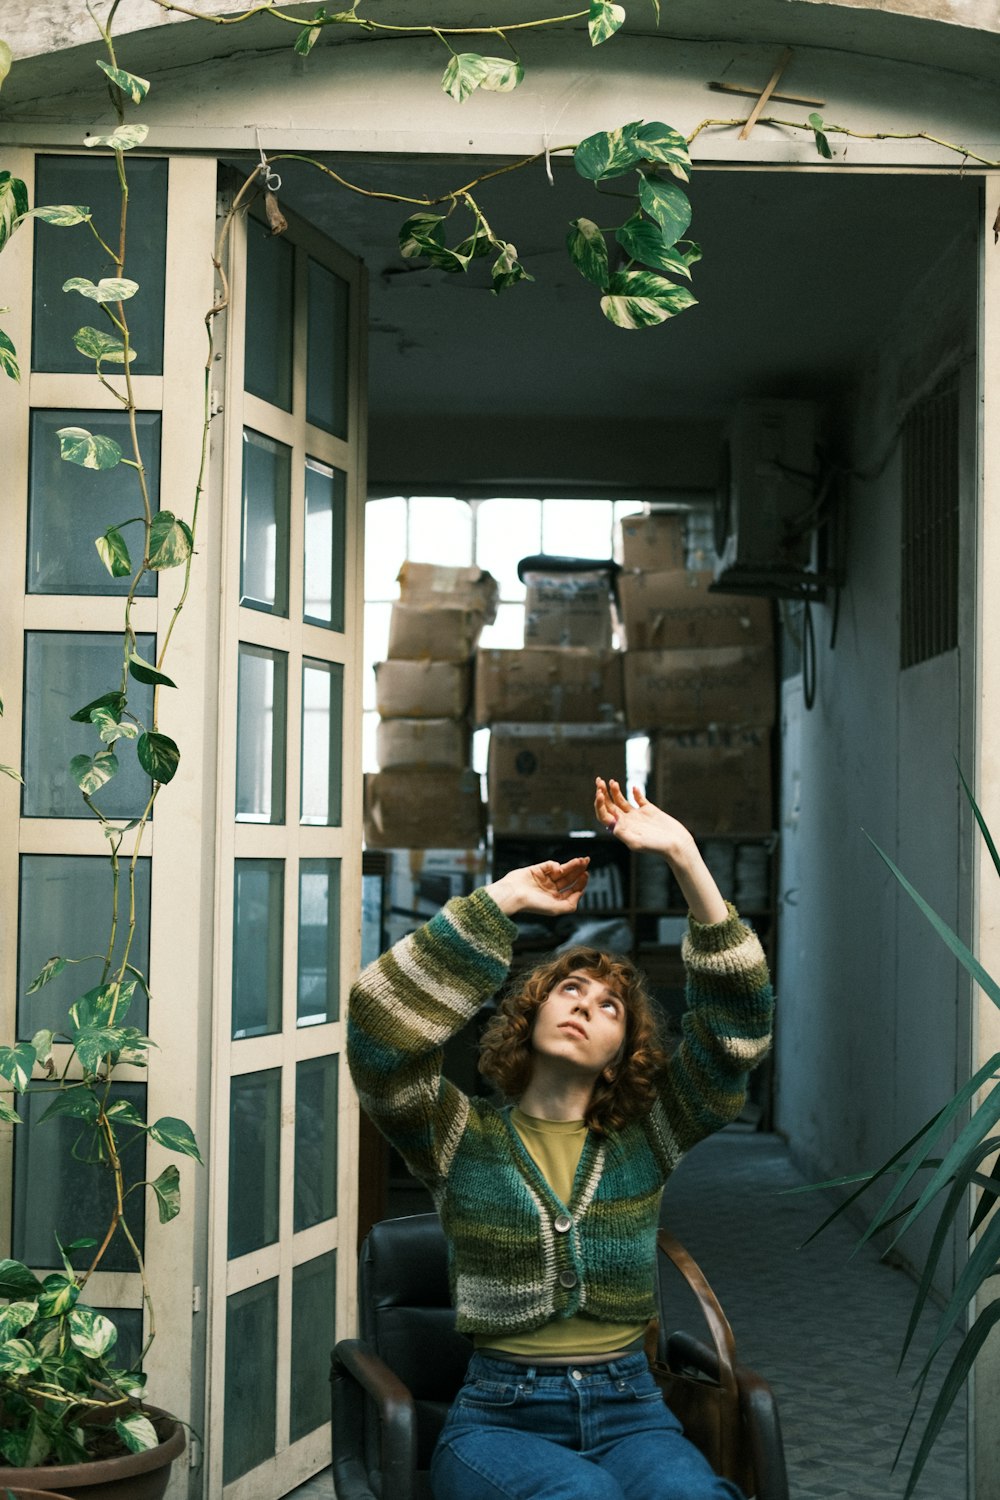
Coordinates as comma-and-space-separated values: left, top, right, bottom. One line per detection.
474, 1107, 648, 1356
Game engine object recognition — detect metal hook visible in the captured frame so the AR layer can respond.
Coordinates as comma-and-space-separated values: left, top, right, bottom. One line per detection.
255, 129, 282, 193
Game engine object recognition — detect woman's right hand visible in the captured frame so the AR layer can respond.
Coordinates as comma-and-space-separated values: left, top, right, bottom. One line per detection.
484, 857, 590, 916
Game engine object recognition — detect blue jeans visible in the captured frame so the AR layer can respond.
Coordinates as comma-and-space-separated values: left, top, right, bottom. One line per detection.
431, 1351, 746, 1500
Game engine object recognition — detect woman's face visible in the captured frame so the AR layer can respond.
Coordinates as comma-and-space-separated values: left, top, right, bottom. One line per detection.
529, 970, 627, 1080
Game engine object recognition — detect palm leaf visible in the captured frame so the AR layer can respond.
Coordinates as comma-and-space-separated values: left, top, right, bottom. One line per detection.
956, 761, 1000, 884
901, 1299, 1000, 1499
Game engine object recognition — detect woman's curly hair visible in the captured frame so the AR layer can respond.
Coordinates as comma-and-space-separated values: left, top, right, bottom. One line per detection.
478, 946, 669, 1135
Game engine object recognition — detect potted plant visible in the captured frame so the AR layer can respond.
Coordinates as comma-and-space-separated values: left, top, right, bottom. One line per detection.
0, 8, 197, 1493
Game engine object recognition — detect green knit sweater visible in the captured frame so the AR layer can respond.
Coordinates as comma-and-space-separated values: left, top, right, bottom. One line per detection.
347, 888, 773, 1337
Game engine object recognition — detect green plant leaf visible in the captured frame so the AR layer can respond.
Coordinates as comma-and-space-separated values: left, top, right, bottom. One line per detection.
149, 1115, 203, 1164
71, 1024, 129, 1074
151, 1163, 182, 1223
902, 1301, 1000, 1499
0, 1096, 21, 1124
147, 511, 193, 570
0, 171, 29, 253
600, 270, 697, 329
0, 39, 12, 91
31, 1029, 55, 1065
867, 834, 1000, 1011
295, 23, 324, 56
0, 1300, 37, 1342
27, 955, 67, 993
0, 1259, 43, 1299
632, 121, 691, 181
73, 325, 136, 365
491, 242, 533, 295
18, 204, 92, 227
84, 123, 150, 152
0, 328, 20, 381
91, 706, 137, 744
136, 731, 180, 785
0, 1337, 42, 1376
615, 214, 693, 277
57, 426, 124, 471
0, 763, 24, 783
71, 690, 127, 724
441, 52, 490, 103
38, 1272, 79, 1318
68, 1305, 119, 1359
0, 1043, 36, 1092
128, 652, 176, 689
956, 761, 1000, 886
566, 217, 609, 288
480, 57, 524, 93
636, 174, 692, 246
106, 1097, 146, 1128
808, 111, 834, 160
62, 276, 139, 303
115, 1413, 159, 1455
69, 749, 120, 796
399, 211, 446, 259
96, 526, 132, 578
36, 1087, 100, 1125
71, 980, 137, 1033
96, 60, 150, 104
588, 0, 626, 46
574, 122, 641, 181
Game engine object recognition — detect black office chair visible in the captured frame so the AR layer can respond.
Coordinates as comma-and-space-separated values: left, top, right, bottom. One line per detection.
330, 1213, 788, 1500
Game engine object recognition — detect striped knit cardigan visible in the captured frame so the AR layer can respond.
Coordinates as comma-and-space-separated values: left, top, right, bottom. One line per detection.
347, 887, 773, 1337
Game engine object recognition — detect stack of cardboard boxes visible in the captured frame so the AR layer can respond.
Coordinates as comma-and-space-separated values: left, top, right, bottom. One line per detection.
477, 563, 627, 837
616, 513, 775, 836
364, 562, 497, 849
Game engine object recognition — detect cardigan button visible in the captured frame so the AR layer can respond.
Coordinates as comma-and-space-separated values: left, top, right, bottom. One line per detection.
558, 1269, 578, 1288
554, 1213, 573, 1234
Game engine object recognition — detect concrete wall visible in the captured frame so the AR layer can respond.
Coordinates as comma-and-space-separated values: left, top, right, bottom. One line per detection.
775, 214, 979, 1287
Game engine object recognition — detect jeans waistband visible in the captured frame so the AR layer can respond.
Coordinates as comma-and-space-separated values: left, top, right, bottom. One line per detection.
468, 1349, 649, 1381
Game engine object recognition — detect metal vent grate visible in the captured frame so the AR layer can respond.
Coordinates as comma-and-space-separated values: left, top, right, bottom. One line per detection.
900, 373, 959, 670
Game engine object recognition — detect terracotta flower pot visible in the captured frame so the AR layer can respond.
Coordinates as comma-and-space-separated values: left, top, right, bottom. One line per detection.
0, 1407, 185, 1500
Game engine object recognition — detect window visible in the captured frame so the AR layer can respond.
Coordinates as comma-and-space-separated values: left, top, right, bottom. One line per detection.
363, 497, 645, 774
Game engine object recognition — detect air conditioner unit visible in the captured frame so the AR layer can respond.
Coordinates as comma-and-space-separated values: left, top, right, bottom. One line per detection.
713, 399, 821, 597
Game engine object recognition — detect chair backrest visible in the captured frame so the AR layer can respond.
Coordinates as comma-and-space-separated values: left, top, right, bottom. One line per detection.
358, 1212, 473, 1467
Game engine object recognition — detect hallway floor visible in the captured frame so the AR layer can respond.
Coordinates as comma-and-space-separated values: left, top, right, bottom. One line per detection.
303, 1129, 968, 1500
662, 1129, 968, 1500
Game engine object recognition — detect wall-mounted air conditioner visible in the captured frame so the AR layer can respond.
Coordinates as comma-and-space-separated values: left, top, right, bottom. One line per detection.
713, 399, 823, 598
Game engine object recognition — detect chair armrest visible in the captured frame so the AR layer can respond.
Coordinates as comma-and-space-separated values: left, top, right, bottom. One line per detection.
330, 1338, 418, 1500
665, 1334, 789, 1500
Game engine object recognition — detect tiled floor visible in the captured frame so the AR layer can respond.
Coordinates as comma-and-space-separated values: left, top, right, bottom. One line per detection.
661, 1130, 967, 1500
298, 1130, 968, 1500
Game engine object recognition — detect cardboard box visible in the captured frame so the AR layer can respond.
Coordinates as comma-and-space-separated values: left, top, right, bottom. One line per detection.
523, 569, 613, 650
618, 512, 687, 571
651, 727, 773, 836
376, 717, 470, 770
398, 561, 499, 624
364, 768, 484, 849
488, 723, 627, 836
387, 603, 485, 662
617, 570, 773, 651
375, 659, 470, 719
624, 646, 775, 731
474, 648, 623, 727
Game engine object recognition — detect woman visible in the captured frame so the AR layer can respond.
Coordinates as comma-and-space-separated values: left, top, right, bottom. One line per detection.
348, 778, 774, 1500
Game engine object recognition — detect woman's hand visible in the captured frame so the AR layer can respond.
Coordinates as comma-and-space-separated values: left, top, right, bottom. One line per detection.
594, 777, 698, 862
484, 857, 590, 917
594, 778, 728, 925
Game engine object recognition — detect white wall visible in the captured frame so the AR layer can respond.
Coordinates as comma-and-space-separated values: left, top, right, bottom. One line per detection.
775, 217, 978, 1288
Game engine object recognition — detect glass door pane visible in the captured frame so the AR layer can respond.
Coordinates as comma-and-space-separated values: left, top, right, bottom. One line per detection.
304, 459, 346, 631
228, 1069, 281, 1258
244, 218, 293, 410
241, 428, 291, 616
300, 659, 343, 826
236, 643, 287, 823
232, 860, 284, 1039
